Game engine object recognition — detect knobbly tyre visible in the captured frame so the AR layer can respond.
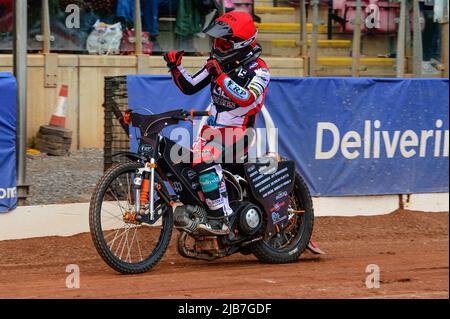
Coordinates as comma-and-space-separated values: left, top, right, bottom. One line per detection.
89, 109, 323, 274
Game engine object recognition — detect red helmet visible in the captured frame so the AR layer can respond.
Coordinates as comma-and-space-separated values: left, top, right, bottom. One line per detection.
203, 11, 259, 69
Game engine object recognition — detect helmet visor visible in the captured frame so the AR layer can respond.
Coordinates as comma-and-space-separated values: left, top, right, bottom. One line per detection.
203, 21, 233, 38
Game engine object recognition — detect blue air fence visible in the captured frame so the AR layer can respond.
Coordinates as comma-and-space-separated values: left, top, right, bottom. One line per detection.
0, 72, 17, 212
127, 75, 449, 197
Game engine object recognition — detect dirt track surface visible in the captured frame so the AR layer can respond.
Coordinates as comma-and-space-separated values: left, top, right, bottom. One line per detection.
0, 209, 448, 299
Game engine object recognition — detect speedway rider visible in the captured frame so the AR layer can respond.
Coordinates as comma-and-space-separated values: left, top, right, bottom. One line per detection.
163, 12, 270, 235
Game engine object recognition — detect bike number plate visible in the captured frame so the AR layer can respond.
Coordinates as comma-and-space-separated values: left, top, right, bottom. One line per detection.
244, 159, 296, 235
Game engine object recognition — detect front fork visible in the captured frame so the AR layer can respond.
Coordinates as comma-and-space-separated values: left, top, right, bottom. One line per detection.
133, 159, 157, 219
133, 158, 173, 221
148, 158, 156, 220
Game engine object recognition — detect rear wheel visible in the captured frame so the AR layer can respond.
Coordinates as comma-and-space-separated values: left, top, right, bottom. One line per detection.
89, 161, 173, 274
251, 172, 314, 263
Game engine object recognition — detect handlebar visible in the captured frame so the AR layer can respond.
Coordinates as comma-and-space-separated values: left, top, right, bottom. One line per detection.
182, 110, 210, 117
173, 110, 211, 121
123, 109, 210, 126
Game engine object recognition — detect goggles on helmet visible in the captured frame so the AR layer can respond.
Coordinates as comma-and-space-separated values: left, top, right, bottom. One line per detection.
212, 33, 258, 54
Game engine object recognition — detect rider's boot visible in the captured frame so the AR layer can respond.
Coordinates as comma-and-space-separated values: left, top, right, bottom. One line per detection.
196, 165, 232, 236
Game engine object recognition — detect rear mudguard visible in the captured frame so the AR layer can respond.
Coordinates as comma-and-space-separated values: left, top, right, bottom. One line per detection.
243, 159, 296, 237
112, 151, 146, 162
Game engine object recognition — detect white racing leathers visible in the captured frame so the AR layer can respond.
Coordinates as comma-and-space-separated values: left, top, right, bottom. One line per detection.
169, 58, 271, 217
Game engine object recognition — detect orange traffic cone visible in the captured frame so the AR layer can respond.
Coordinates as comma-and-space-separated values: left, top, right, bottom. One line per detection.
35, 84, 72, 156
49, 85, 69, 127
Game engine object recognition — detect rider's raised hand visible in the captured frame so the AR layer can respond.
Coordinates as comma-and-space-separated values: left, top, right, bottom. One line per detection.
163, 51, 185, 70
205, 59, 223, 79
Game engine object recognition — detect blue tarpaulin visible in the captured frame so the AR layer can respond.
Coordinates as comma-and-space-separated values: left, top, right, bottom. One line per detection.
127, 75, 449, 196
0, 72, 17, 212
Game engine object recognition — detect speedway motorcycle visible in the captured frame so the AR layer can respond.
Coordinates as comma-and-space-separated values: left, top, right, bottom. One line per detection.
89, 109, 319, 274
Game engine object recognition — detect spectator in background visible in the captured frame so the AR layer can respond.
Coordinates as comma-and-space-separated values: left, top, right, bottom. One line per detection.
0, 0, 12, 33
142, 0, 178, 52
87, 0, 117, 18
420, 0, 441, 74
174, 0, 205, 52
116, 0, 135, 27
175, 0, 223, 53
223, 0, 260, 22
224, 0, 235, 12
117, 0, 179, 52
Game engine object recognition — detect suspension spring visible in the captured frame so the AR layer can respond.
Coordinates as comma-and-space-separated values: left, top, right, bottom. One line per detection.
140, 174, 150, 208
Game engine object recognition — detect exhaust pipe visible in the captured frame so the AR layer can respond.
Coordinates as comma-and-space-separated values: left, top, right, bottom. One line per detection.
174, 205, 208, 233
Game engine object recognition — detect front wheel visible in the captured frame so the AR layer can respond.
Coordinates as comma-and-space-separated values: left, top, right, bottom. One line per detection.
89, 161, 173, 274
251, 172, 314, 263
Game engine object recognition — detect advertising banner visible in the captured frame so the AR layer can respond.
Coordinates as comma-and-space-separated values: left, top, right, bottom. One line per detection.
0, 72, 17, 212
127, 75, 449, 196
